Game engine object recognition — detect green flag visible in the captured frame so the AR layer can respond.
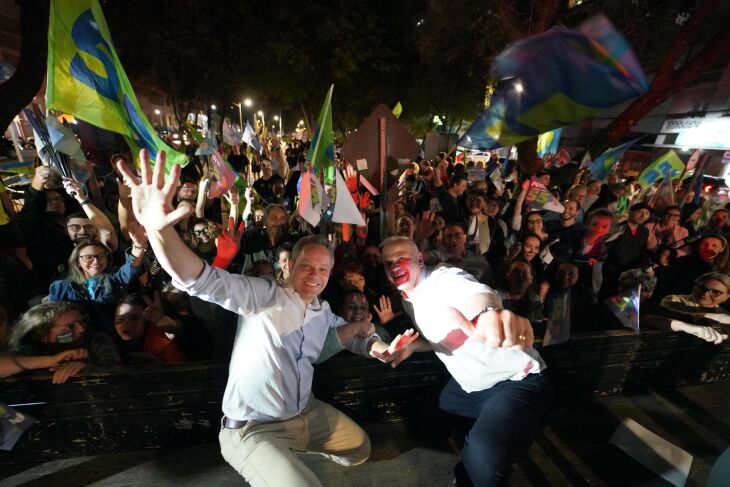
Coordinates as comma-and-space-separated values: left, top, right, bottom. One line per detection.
637, 150, 686, 188
46, 0, 187, 172
392, 101, 403, 118
307, 85, 335, 184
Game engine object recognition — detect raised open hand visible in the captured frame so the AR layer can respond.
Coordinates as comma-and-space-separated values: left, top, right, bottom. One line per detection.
447, 307, 533, 349
415, 210, 437, 238
116, 150, 192, 233
212, 216, 245, 269
373, 295, 394, 324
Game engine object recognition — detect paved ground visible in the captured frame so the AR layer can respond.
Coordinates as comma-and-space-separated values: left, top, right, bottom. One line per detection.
2, 382, 729, 486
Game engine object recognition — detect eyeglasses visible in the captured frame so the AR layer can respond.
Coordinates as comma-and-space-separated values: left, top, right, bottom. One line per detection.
67, 224, 96, 233
79, 253, 108, 263
698, 285, 727, 298
193, 229, 210, 236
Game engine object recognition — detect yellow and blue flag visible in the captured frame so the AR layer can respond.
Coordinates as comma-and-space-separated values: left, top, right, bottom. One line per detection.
637, 150, 686, 188
588, 138, 641, 181
536, 128, 562, 158
307, 85, 335, 184
46, 0, 187, 171
460, 16, 647, 150
392, 101, 403, 119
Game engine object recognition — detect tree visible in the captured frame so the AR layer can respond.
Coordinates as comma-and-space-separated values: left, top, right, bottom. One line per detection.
0, 0, 49, 136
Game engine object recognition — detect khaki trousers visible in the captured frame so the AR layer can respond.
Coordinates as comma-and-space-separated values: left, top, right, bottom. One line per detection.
219, 398, 370, 487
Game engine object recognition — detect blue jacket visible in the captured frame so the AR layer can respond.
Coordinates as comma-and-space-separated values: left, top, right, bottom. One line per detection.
49, 251, 142, 333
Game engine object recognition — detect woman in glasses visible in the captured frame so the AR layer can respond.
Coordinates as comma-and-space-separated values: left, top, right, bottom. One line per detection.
1, 301, 120, 382
48, 234, 147, 334
652, 272, 730, 344
191, 218, 218, 264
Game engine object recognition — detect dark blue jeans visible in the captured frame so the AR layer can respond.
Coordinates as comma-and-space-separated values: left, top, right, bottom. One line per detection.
439, 373, 555, 486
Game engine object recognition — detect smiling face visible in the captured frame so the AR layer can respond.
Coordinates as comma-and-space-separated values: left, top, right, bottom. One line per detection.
114, 303, 146, 342
193, 222, 212, 243
67, 217, 98, 243
526, 213, 544, 235
341, 293, 370, 322
265, 207, 288, 242
694, 279, 730, 308
381, 240, 423, 292
395, 215, 415, 238
522, 236, 541, 261
288, 243, 333, 304
77, 244, 109, 278
561, 201, 578, 222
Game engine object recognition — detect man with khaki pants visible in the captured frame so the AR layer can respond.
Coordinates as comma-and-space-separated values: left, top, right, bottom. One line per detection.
118, 151, 406, 486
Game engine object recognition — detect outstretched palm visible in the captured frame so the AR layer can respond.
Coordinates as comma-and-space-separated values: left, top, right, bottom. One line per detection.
116, 150, 192, 233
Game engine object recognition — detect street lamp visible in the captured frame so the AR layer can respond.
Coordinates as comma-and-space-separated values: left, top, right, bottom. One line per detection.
244, 98, 252, 108
154, 109, 162, 126
211, 104, 217, 110
273, 115, 282, 135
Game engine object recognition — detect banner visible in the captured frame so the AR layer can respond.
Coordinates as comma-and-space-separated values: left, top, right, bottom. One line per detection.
46, 0, 187, 172
605, 285, 640, 333
298, 170, 322, 226
208, 151, 238, 199
536, 128, 562, 158
242, 120, 263, 153
525, 177, 565, 213
307, 85, 336, 184
332, 170, 366, 226
588, 138, 641, 181
637, 150, 685, 188
459, 16, 647, 150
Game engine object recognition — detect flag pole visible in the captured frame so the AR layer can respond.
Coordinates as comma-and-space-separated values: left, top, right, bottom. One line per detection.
378, 117, 387, 240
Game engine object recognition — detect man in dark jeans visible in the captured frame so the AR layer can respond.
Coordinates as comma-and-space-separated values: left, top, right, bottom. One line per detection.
378, 237, 554, 486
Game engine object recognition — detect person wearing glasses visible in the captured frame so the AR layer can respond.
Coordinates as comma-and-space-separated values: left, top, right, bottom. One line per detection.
48, 234, 147, 334
1, 301, 120, 382
192, 218, 217, 264
646, 205, 690, 257
650, 272, 730, 344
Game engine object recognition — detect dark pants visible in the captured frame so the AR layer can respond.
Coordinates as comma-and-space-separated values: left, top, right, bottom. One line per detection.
439, 373, 555, 486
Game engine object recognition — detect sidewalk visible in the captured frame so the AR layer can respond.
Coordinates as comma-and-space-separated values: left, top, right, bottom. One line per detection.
2, 381, 729, 486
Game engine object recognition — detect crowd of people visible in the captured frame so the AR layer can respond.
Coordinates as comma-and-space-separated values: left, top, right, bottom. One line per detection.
1, 134, 729, 485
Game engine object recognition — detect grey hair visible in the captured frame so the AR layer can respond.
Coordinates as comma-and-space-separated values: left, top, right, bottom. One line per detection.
380, 236, 419, 254
291, 235, 335, 266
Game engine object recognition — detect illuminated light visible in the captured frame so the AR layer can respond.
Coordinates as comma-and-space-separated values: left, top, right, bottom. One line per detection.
244, 98, 252, 107
154, 109, 161, 115
273, 115, 279, 121
172, 133, 179, 139
257, 110, 264, 116
514, 81, 524, 93
298, 120, 304, 125
681, 147, 689, 152
211, 104, 217, 110
704, 184, 713, 193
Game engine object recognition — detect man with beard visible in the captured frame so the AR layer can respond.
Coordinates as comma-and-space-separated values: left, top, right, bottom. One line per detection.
601, 203, 651, 297
428, 222, 494, 286
464, 191, 490, 255
545, 199, 583, 242
237, 204, 297, 273
19, 167, 117, 289
252, 157, 285, 204
376, 236, 553, 486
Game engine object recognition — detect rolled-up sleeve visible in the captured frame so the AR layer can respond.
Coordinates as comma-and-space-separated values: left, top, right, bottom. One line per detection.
174, 263, 277, 315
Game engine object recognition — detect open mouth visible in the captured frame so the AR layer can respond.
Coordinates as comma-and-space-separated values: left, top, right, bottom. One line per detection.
389, 266, 410, 288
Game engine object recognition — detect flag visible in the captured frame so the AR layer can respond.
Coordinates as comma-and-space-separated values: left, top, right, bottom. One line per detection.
45, 0, 187, 172
588, 138, 640, 181
490, 167, 504, 193
392, 101, 403, 118
307, 85, 336, 184
242, 120, 262, 153
195, 135, 217, 156
525, 177, 565, 213
649, 173, 675, 211
686, 149, 700, 172
605, 285, 640, 333
207, 150, 238, 199
221, 118, 241, 146
579, 151, 592, 169
332, 169, 366, 226
23, 108, 69, 177
637, 150, 685, 188
459, 16, 647, 150
46, 115, 84, 160
536, 128, 562, 158
298, 170, 322, 227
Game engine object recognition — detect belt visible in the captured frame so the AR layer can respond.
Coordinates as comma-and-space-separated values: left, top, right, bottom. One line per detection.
222, 416, 249, 429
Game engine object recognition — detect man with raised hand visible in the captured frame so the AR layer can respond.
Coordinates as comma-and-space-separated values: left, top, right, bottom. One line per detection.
375, 236, 554, 486
117, 150, 411, 487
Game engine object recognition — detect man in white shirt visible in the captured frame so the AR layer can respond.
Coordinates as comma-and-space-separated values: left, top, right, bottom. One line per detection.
376, 236, 554, 486
117, 151, 406, 487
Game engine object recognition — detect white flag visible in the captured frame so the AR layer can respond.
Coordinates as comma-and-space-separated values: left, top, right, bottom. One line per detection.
332, 170, 366, 226
298, 171, 322, 226
242, 120, 262, 153
579, 151, 592, 169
